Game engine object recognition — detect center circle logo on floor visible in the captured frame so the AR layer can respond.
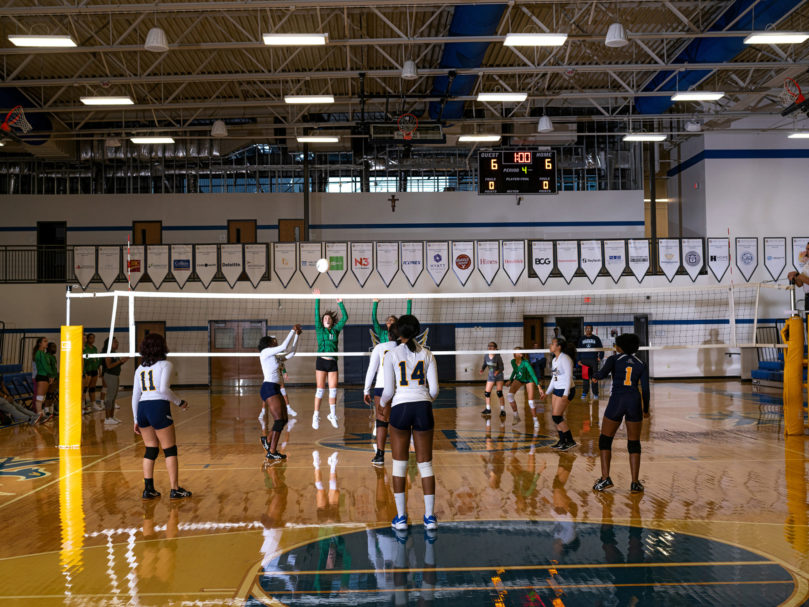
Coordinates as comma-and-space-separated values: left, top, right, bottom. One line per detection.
455, 254, 471, 270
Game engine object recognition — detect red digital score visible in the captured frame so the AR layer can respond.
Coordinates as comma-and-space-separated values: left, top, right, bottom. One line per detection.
513, 151, 532, 163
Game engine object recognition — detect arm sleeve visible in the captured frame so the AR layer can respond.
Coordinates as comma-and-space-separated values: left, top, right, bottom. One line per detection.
640, 364, 651, 414
283, 333, 299, 360
260, 330, 296, 362
380, 354, 395, 405
371, 301, 382, 337
427, 353, 439, 401
335, 301, 348, 331
525, 361, 539, 385
314, 298, 322, 329
592, 355, 614, 381
364, 346, 381, 394
131, 370, 142, 421
406, 299, 412, 315
159, 362, 182, 406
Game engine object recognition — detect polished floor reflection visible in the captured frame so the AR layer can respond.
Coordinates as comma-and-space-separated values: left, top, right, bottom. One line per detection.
0, 380, 807, 606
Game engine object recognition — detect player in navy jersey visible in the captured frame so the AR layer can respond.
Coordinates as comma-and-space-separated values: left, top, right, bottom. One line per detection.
590, 333, 650, 493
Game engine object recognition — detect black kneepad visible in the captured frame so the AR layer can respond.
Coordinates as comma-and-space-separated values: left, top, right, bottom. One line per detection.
375, 419, 389, 428
551, 415, 564, 425
627, 440, 641, 454
272, 418, 286, 432
163, 445, 178, 458
144, 446, 159, 460
496, 390, 503, 397
484, 391, 491, 398
598, 434, 614, 451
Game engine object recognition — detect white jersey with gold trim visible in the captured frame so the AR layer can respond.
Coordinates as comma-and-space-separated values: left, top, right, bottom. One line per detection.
381, 343, 439, 407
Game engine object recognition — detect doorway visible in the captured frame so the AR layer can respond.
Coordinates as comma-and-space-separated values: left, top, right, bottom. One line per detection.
522, 316, 545, 349
37, 221, 67, 282
228, 220, 257, 244
132, 221, 162, 245
209, 320, 266, 385
278, 219, 304, 243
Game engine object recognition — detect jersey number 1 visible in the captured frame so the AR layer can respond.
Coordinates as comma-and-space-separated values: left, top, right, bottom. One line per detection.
140, 369, 156, 392
398, 360, 425, 386
623, 367, 632, 386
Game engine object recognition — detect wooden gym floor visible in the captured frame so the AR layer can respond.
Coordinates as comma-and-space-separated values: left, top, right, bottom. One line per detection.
0, 379, 807, 606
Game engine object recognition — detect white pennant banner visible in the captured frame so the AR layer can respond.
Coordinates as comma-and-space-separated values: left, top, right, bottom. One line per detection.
194, 244, 218, 288
451, 241, 475, 286
401, 242, 424, 286
299, 242, 322, 287
220, 244, 243, 288
627, 239, 650, 282
658, 239, 681, 282
350, 242, 374, 287
147, 245, 169, 288
425, 241, 449, 286
502, 240, 525, 285
763, 238, 786, 282
681, 238, 704, 281
603, 240, 626, 283
245, 244, 268, 287
707, 238, 730, 282
735, 237, 758, 282
97, 246, 120, 290
579, 240, 602, 284
170, 244, 193, 288
531, 241, 554, 284
792, 236, 809, 272
273, 243, 296, 287
325, 242, 348, 287
128, 245, 145, 288
555, 240, 578, 284
376, 242, 399, 287
476, 241, 500, 285
73, 246, 96, 289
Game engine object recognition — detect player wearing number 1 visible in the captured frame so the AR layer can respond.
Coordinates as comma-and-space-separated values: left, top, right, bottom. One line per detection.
591, 333, 650, 493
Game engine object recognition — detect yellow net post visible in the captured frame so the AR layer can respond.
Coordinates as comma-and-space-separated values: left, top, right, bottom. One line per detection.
781, 316, 806, 435
58, 325, 83, 449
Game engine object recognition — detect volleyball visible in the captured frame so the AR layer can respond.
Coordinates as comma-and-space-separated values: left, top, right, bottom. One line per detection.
316, 258, 329, 273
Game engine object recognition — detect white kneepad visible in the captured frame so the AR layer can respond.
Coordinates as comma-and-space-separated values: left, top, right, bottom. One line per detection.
328, 388, 337, 399
280, 387, 287, 396
417, 460, 434, 478
315, 388, 325, 399
507, 392, 516, 403
392, 459, 408, 477
36, 395, 45, 403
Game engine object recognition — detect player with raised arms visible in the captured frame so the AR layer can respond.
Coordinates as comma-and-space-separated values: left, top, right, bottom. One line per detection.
132, 333, 192, 500
539, 337, 577, 451
258, 325, 302, 461
591, 333, 650, 493
479, 341, 506, 417
505, 347, 540, 426
381, 315, 439, 532
312, 288, 348, 430
372, 298, 412, 342
364, 322, 400, 466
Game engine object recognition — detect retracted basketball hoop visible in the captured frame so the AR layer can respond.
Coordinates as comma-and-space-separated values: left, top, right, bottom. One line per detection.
1, 105, 33, 134
397, 113, 418, 141
785, 78, 806, 105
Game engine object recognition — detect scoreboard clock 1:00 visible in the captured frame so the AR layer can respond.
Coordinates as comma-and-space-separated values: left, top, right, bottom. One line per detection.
478, 150, 558, 194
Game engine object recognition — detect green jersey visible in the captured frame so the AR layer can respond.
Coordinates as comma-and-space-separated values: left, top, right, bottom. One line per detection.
83, 345, 100, 373
315, 300, 348, 353
34, 349, 57, 378
509, 358, 538, 384
372, 299, 412, 342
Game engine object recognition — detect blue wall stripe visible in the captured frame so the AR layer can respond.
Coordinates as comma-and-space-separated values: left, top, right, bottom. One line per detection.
668, 148, 809, 177
312, 220, 644, 230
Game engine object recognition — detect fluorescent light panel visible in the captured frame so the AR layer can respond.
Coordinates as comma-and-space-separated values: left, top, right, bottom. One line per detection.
263, 33, 327, 46
130, 136, 175, 144
8, 34, 76, 47
458, 134, 502, 142
671, 91, 724, 101
623, 133, 667, 142
296, 136, 339, 143
477, 92, 527, 103
744, 32, 809, 45
284, 95, 335, 104
80, 96, 134, 106
504, 33, 568, 47
787, 132, 809, 139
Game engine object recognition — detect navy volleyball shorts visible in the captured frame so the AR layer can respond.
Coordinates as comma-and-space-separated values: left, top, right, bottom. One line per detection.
390, 401, 434, 431
137, 399, 173, 430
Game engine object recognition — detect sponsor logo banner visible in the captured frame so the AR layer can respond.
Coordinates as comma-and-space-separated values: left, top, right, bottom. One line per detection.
792, 236, 809, 272
681, 238, 703, 282
128, 245, 145, 288
147, 245, 169, 288
603, 240, 626, 283
555, 240, 578, 284
73, 246, 96, 289
452, 241, 475, 286
476, 241, 500, 285
579, 240, 603, 284
763, 237, 786, 282
220, 244, 243, 288
707, 238, 730, 282
350, 242, 373, 287
627, 239, 649, 282
170, 244, 193, 288
376, 242, 399, 287
502, 240, 525, 285
272, 243, 295, 287
97, 246, 120, 289
658, 239, 680, 282
425, 241, 449, 286
246, 244, 268, 287
735, 237, 758, 282
325, 242, 348, 287
530, 241, 554, 284
194, 244, 218, 288
299, 242, 322, 287
401, 242, 424, 287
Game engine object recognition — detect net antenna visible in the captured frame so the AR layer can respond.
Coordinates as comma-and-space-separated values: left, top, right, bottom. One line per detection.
1, 105, 33, 134
397, 113, 418, 141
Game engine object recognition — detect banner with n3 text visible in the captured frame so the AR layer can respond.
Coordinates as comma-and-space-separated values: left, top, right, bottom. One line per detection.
350, 242, 373, 287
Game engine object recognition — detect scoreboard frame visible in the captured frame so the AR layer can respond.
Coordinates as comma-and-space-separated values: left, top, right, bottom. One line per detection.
478, 150, 558, 195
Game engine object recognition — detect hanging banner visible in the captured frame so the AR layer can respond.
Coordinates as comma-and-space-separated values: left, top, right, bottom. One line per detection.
376, 242, 399, 287
246, 244, 268, 288
603, 240, 626, 283
555, 240, 578, 284
425, 241, 449, 286
658, 239, 681, 282
97, 246, 120, 290
350, 242, 374, 287
627, 239, 650, 283
735, 237, 758, 282
73, 246, 96, 289
451, 241, 475, 286
146, 245, 169, 289
325, 242, 347, 287
681, 238, 704, 282
579, 240, 603, 284
401, 242, 424, 287
299, 242, 322, 287
707, 238, 730, 282
531, 241, 554, 284
502, 240, 525, 285
128, 245, 145, 288
763, 238, 786, 282
220, 244, 243, 288
170, 244, 193, 288
792, 236, 809, 272
273, 243, 296, 287
195, 244, 218, 288
477, 241, 500, 286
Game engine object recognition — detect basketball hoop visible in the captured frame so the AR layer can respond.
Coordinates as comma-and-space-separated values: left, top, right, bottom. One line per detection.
1, 105, 32, 134
397, 113, 418, 141
784, 78, 806, 105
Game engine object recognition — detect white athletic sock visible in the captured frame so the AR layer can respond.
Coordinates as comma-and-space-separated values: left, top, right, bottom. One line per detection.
315, 481, 324, 490
424, 494, 435, 517
329, 403, 336, 416
329, 479, 337, 491
394, 492, 406, 518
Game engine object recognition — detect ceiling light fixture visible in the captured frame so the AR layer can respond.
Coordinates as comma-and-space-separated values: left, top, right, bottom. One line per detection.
744, 32, 809, 45
458, 134, 502, 142
104, 138, 122, 148
537, 115, 554, 133
144, 27, 169, 52
211, 120, 228, 138
787, 132, 809, 139
130, 136, 175, 144
296, 136, 339, 143
605, 23, 628, 47
504, 33, 568, 47
263, 33, 328, 46
477, 92, 527, 103
80, 96, 134, 106
8, 34, 76, 47
401, 60, 419, 81
623, 133, 667, 142
284, 95, 335, 104
671, 91, 725, 101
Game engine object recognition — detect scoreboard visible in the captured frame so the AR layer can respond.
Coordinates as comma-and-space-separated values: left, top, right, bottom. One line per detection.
478, 150, 557, 194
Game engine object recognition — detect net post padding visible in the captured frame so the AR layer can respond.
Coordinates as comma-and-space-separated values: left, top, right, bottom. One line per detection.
58, 325, 83, 449
781, 316, 806, 435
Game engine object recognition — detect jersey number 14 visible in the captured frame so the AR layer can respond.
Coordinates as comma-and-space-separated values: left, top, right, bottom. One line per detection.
398, 360, 425, 386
